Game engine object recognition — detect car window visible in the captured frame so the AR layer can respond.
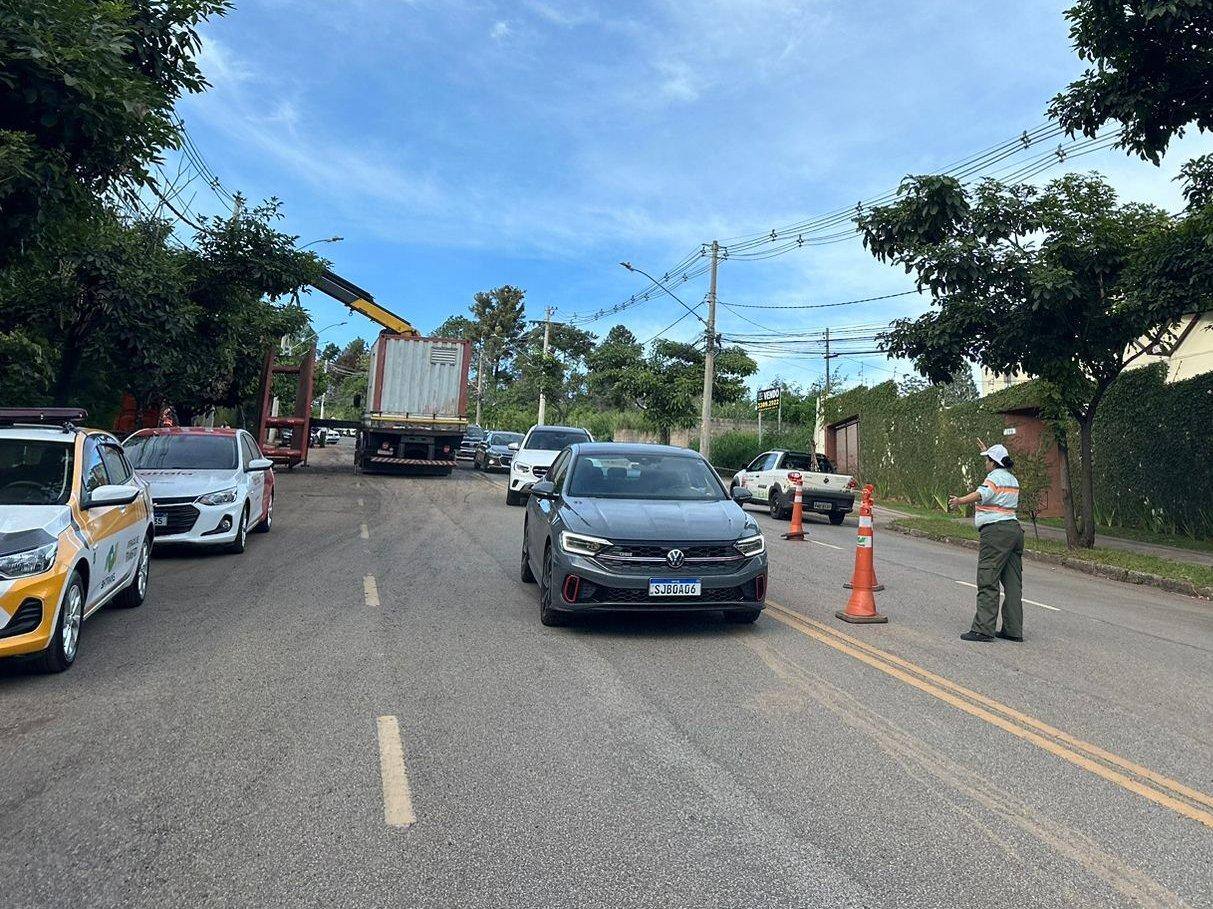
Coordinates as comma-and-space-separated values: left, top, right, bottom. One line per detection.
547, 451, 571, 491
760, 453, 780, 471
781, 452, 814, 472
124, 433, 239, 470
745, 454, 768, 472
0, 439, 75, 505
523, 429, 590, 451
489, 432, 522, 447
82, 436, 109, 493
239, 434, 257, 466
567, 453, 726, 501
99, 443, 132, 483
815, 453, 836, 473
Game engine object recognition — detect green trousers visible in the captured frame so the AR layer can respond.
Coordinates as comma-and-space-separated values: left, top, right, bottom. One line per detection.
971, 520, 1025, 637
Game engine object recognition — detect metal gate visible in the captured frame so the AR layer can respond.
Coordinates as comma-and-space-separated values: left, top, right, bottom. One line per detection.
831, 418, 860, 477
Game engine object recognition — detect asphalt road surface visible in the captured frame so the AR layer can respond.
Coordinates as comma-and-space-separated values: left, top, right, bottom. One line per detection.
3, 444, 1210, 909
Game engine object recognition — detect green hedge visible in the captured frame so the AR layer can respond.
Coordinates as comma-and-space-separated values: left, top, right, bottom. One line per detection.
698, 427, 818, 471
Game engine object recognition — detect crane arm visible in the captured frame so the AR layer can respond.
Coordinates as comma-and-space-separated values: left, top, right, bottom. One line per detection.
312, 269, 419, 336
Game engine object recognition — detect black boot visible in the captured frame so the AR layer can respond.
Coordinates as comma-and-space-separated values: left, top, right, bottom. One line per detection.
995, 629, 1024, 642
960, 631, 994, 642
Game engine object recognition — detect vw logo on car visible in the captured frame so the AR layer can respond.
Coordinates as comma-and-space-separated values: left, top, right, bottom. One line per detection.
666, 548, 685, 569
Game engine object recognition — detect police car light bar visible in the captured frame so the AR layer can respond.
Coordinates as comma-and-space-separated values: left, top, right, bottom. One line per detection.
0, 407, 89, 428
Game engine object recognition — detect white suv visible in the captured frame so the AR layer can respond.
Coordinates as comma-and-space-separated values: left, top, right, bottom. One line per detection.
506, 425, 593, 506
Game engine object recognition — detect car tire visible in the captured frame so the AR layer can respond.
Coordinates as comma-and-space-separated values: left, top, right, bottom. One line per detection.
506, 488, 524, 506
769, 487, 787, 520
723, 608, 761, 624
227, 506, 249, 554
35, 571, 85, 673
829, 511, 845, 526
114, 535, 151, 608
254, 493, 273, 533
521, 523, 536, 584
539, 544, 566, 627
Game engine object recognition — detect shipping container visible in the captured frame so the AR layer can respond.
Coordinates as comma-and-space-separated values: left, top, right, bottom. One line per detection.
355, 335, 472, 474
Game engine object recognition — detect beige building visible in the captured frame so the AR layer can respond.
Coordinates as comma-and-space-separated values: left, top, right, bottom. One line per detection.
979, 312, 1213, 396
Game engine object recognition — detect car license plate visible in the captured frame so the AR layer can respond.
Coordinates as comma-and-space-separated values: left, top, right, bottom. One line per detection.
813, 502, 833, 512
649, 578, 701, 597
154, 513, 168, 527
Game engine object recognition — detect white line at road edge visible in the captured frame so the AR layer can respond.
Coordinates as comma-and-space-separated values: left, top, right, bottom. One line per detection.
376, 716, 416, 828
360, 523, 370, 540
811, 539, 844, 550
955, 580, 1060, 611
364, 575, 380, 607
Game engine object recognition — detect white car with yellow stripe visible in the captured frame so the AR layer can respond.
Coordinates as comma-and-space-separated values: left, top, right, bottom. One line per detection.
0, 409, 154, 673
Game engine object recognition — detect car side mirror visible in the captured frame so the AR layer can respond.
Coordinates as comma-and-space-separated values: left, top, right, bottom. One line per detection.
86, 484, 140, 508
530, 479, 557, 500
508, 442, 520, 451
247, 457, 273, 471
731, 487, 754, 504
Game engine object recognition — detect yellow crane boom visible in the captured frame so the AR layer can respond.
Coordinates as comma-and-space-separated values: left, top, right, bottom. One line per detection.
313, 270, 419, 336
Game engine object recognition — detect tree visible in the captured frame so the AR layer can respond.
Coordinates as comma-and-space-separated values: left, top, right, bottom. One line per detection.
470, 285, 527, 385
1049, 1, 1213, 163
0, 0, 230, 258
514, 322, 596, 422
585, 325, 644, 408
857, 172, 1192, 548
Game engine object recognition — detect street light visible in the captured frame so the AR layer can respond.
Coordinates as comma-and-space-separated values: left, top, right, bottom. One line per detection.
282, 320, 347, 356
300, 236, 343, 249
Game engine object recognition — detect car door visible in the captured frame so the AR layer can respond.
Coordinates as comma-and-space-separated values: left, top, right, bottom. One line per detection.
76, 436, 125, 608
527, 449, 569, 570
740, 453, 768, 493
239, 432, 264, 522
97, 440, 147, 588
751, 452, 780, 502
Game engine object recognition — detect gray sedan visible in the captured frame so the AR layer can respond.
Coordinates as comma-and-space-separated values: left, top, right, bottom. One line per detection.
520, 443, 768, 626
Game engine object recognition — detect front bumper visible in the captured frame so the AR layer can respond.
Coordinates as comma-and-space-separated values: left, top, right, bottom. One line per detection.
0, 565, 69, 658
546, 550, 768, 614
151, 499, 244, 545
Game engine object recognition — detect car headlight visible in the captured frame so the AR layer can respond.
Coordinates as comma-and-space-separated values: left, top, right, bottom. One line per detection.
513, 461, 529, 473
196, 487, 239, 506
560, 531, 613, 556
735, 533, 766, 557
0, 541, 58, 579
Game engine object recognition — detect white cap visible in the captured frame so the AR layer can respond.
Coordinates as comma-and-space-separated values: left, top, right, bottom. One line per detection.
980, 443, 1010, 464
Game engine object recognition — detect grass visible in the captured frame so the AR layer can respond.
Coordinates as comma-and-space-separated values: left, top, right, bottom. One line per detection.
874, 499, 951, 520
1033, 517, 1213, 555
892, 516, 1213, 591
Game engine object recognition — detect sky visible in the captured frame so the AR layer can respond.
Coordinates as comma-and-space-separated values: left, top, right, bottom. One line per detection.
176, 0, 1212, 394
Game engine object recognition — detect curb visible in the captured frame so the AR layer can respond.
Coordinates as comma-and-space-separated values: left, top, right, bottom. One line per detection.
888, 523, 1213, 602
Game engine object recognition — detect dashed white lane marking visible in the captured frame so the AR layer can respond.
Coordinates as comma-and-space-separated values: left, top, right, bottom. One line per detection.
358, 497, 364, 507
955, 580, 1060, 611
360, 523, 370, 540
376, 716, 416, 828
811, 539, 844, 550
364, 575, 380, 607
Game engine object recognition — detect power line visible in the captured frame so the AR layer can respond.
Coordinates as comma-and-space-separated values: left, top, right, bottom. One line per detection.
722, 289, 920, 311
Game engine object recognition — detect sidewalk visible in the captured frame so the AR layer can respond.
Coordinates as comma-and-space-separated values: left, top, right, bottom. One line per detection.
872, 505, 1213, 569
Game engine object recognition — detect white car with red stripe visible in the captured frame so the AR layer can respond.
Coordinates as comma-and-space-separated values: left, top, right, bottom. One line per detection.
122, 428, 274, 554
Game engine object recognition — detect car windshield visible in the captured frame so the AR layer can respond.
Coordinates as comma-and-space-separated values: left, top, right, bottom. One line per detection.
567, 454, 726, 501
0, 439, 74, 505
488, 432, 522, 447
524, 429, 589, 451
124, 433, 238, 470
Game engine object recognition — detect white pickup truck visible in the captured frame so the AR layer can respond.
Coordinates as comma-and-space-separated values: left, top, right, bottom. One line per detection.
728, 450, 857, 525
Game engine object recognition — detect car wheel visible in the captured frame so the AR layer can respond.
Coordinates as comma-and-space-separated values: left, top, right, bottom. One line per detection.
723, 608, 761, 624
254, 493, 273, 533
36, 571, 85, 672
506, 488, 523, 506
115, 535, 151, 608
829, 511, 845, 526
227, 507, 249, 554
521, 522, 536, 584
539, 544, 565, 627
769, 486, 786, 520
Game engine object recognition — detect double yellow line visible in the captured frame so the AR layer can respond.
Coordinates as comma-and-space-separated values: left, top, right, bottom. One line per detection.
764, 600, 1213, 829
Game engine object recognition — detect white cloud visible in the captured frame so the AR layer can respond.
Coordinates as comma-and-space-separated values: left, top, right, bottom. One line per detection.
490, 20, 512, 40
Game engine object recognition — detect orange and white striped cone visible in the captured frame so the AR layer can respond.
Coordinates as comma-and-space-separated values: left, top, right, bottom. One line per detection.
836, 485, 887, 624
782, 475, 806, 541
843, 485, 884, 591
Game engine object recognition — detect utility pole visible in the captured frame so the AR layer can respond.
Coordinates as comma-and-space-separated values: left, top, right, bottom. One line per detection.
699, 240, 719, 461
537, 307, 554, 426
824, 326, 832, 396
475, 342, 485, 425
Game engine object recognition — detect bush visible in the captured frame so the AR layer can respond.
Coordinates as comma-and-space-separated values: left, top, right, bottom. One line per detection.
703, 427, 818, 471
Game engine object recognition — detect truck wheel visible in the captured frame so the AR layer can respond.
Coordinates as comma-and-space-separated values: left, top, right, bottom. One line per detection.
438, 466, 453, 476
35, 572, 85, 673
829, 511, 845, 526
506, 488, 523, 506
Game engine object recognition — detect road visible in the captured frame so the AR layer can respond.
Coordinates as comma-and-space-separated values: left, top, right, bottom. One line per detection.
2, 443, 1210, 909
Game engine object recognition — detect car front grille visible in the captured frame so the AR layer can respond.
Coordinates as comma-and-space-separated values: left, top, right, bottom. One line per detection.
153, 503, 200, 536
582, 584, 747, 604
531, 465, 548, 479
596, 541, 746, 573
0, 598, 42, 638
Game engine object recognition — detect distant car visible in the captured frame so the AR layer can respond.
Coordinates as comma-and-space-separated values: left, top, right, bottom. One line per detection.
474, 431, 523, 472
0, 408, 153, 673
730, 450, 856, 525
458, 424, 485, 461
123, 427, 274, 554
520, 443, 767, 626
324, 429, 340, 444
506, 424, 593, 506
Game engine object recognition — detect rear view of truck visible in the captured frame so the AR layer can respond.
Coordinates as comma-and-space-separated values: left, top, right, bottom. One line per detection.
355, 335, 471, 474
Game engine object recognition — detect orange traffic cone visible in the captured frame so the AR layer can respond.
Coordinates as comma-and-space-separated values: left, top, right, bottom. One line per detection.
782, 474, 806, 541
836, 485, 887, 624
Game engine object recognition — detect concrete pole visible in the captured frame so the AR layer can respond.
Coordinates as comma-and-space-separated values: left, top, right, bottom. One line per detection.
537, 307, 553, 426
699, 241, 719, 460
475, 342, 485, 425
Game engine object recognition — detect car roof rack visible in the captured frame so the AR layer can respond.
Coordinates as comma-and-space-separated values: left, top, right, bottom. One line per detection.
0, 407, 88, 433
